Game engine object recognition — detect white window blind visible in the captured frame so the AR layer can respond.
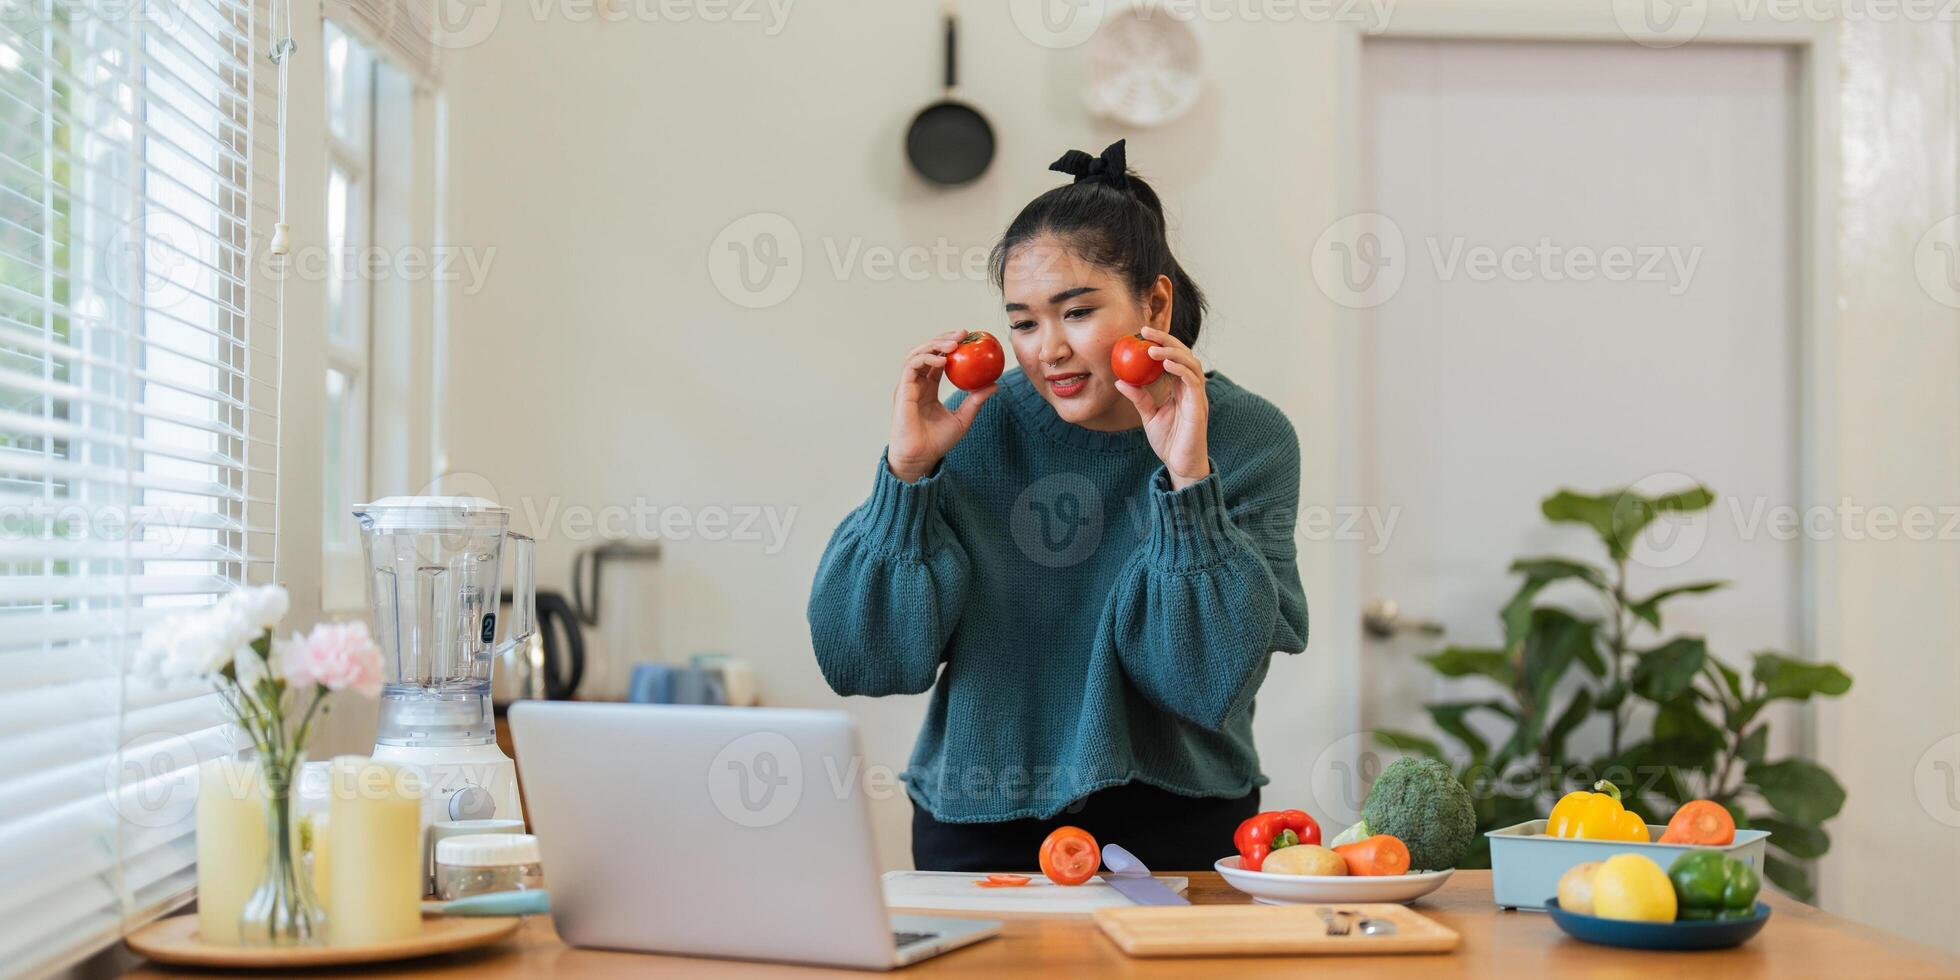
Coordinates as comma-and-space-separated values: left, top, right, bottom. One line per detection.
0, 0, 280, 973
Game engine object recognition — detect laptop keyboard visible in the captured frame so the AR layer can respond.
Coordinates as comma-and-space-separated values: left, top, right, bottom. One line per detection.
892, 930, 939, 948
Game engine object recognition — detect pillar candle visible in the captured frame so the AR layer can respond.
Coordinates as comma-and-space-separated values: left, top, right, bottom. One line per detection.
326, 757, 424, 945
308, 810, 331, 906
195, 757, 267, 945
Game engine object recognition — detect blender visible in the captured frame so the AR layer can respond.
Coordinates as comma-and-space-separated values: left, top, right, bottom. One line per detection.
354, 496, 535, 879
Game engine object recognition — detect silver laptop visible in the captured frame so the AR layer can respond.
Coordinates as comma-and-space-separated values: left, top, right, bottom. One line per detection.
509, 701, 1000, 970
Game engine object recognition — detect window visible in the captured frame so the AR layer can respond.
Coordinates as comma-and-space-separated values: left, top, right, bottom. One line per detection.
320, 21, 413, 610
0, 0, 279, 973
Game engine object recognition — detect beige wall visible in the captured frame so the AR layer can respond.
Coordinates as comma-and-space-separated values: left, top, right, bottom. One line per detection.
427, 1, 1960, 950
434, 2, 1344, 872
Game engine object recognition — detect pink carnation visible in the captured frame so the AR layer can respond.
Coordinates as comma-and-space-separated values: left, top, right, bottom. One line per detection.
276, 621, 384, 697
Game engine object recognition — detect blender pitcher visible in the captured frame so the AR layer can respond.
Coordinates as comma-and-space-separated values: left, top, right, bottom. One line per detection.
355, 496, 537, 747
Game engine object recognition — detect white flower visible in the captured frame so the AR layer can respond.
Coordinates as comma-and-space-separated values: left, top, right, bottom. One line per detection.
222, 584, 290, 633
233, 642, 270, 690
135, 586, 281, 684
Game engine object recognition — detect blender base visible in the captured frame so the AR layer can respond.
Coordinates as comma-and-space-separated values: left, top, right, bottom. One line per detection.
371, 742, 525, 894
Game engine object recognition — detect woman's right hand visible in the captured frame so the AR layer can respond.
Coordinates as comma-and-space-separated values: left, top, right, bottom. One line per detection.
888, 329, 997, 483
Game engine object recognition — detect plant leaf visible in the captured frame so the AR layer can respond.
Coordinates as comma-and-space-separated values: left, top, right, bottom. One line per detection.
1764, 852, 1813, 901
1522, 608, 1597, 712
1711, 658, 1744, 700
1595, 681, 1628, 711
1627, 581, 1727, 629
1751, 652, 1853, 702
1425, 701, 1510, 762
1423, 647, 1515, 687
1540, 489, 1626, 558
1545, 688, 1594, 764
1497, 556, 1605, 650
1752, 815, 1830, 859
1509, 557, 1608, 589
1747, 758, 1847, 824
1630, 637, 1708, 702
1652, 695, 1723, 770
1542, 485, 1714, 561
1737, 724, 1768, 766
1372, 729, 1445, 763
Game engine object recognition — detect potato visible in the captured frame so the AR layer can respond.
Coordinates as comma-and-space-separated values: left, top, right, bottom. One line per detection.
1261, 845, 1347, 876
1557, 860, 1601, 915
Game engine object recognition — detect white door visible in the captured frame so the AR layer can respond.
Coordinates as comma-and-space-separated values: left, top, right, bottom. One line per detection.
1350, 39, 1804, 798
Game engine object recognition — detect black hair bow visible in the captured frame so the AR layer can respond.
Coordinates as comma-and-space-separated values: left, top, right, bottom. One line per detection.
1050, 139, 1128, 189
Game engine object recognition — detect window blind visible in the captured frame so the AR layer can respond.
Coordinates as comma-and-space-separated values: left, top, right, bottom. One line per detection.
0, 0, 281, 973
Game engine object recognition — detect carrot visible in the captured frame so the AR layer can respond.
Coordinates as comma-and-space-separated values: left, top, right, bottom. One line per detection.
1332, 834, 1411, 876
1658, 800, 1736, 845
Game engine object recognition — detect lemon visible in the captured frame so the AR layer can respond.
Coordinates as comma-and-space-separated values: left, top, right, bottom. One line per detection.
1556, 860, 1601, 915
1590, 853, 1677, 922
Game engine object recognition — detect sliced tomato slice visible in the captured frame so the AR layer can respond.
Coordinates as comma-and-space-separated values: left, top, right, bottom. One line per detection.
1038, 826, 1101, 886
975, 873, 1031, 888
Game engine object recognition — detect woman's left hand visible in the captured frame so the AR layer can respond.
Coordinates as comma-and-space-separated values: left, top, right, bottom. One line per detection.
1115, 327, 1210, 490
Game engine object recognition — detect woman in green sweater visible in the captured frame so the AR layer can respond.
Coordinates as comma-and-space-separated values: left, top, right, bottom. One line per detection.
808, 141, 1308, 872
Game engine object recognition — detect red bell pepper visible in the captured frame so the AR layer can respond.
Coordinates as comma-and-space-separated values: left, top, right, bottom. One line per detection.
1233, 812, 1286, 872
1234, 810, 1323, 872
1274, 809, 1322, 848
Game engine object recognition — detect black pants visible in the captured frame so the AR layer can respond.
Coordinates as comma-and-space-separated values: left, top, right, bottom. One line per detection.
911, 782, 1259, 873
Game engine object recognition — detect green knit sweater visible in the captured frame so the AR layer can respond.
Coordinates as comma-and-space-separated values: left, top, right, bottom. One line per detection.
807, 369, 1308, 823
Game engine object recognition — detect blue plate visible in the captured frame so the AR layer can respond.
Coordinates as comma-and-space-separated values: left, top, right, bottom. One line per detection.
1545, 898, 1771, 950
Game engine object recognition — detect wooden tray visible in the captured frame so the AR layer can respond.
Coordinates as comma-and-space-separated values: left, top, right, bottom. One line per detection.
1094, 902, 1460, 957
125, 914, 523, 968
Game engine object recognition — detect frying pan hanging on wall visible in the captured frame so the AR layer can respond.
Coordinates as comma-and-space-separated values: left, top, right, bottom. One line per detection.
905, 4, 994, 186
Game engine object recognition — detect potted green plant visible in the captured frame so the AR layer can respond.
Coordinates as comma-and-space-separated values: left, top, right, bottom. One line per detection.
1376, 484, 1851, 899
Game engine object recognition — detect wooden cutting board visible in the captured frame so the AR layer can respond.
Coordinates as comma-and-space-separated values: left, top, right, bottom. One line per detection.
882, 871, 1188, 918
1094, 903, 1459, 957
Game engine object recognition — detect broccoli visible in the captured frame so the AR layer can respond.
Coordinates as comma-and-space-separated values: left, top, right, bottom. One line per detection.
1359, 757, 1477, 871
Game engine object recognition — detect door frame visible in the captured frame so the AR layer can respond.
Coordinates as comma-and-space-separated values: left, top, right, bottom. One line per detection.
1320, 5, 1840, 757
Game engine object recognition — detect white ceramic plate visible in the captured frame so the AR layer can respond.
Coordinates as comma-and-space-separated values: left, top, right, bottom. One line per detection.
1214, 856, 1454, 905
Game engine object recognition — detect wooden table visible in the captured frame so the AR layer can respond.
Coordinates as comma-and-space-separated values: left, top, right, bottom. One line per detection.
125, 871, 1960, 978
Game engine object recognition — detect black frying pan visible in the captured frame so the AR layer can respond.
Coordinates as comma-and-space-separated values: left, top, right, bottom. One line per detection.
905, 6, 994, 186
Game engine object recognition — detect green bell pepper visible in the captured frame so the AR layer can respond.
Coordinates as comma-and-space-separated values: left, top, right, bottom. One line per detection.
1668, 850, 1761, 920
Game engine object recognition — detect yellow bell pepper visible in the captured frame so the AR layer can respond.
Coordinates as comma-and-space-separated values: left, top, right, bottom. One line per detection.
1547, 780, 1650, 842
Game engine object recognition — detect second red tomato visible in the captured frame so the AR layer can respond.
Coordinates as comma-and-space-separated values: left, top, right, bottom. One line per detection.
944, 331, 1004, 391
1110, 334, 1164, 386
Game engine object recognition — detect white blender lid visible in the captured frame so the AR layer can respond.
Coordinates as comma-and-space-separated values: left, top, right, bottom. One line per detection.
354, 495, 511, 531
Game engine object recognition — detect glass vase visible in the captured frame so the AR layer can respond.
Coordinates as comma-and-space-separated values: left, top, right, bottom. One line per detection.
237, 754, 324, 947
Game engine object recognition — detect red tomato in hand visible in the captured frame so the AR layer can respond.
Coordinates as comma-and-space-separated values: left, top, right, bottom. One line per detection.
1110, 334, 1164, 386
1037, 826, 1101, 886
944, 331, 1004, 391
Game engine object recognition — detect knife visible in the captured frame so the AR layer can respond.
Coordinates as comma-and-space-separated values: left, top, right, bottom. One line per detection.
1100, 843, 1191, 906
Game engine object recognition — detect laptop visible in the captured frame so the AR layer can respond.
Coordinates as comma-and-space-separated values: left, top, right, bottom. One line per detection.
509, 701, 1001, 970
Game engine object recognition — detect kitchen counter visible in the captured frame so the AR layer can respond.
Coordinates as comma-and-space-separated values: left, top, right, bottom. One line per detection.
124, 871, 1960, 978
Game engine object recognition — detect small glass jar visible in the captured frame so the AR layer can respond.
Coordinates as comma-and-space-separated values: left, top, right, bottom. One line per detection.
434, 833, 543, 900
